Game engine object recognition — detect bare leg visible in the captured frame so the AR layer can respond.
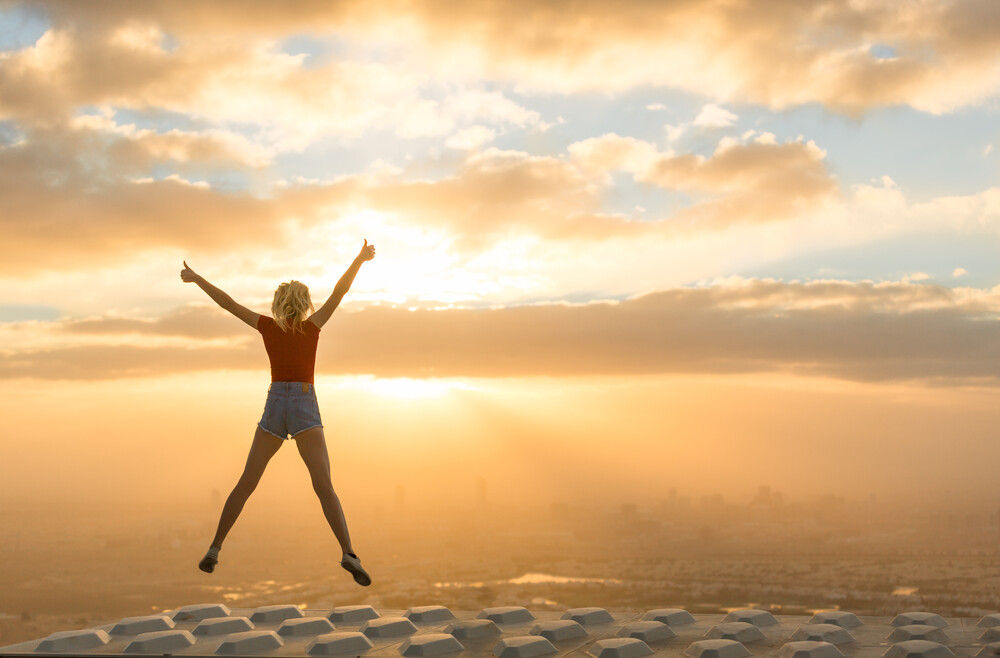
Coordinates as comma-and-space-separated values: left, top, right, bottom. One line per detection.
294, 427, 354, 555
210, 426, 284, 549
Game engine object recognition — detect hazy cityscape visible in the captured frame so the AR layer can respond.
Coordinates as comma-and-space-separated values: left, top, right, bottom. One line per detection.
3, 485, 1000, 647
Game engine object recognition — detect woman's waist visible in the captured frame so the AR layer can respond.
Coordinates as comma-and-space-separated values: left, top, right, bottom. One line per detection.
268, 381, 316, 393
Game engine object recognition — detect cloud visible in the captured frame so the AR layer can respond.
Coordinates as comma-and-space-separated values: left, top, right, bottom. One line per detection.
59, 305, 244, 338
11, 0, 1000, 117
570, 132, 839, 227
4, 101, 996, 288
407, 0, 1000, 114
6, 278, 1000, 383
0, 25, 415, 148
0, 123, 362, 273
355, 148, 637, 246
445, 125, 496, 150
693, 104, 738, 128
394, 90, 541, 140
70, 111, 274, 168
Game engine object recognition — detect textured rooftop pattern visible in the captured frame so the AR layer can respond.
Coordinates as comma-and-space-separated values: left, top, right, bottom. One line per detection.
2, 607, 996, 657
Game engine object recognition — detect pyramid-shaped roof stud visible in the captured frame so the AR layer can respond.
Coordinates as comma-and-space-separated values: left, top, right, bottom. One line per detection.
724, 609, 779, 627
193, 616, 254, 636
617, 620, 677, 643
563, 607, 614, 625
792, 623, 856, 645
779, 640, 845, 658
361, 617, 419, 638
883, 640, 956, 658
327, 604, 379, 623
889, 625, 950, 643
109, 614, 176, 635
123, 630, 196, 654
306, 631, 373, 656
250, 604, 305, 623
706, 622, 767, 643
277, 617, 336, 637
478, 606, 536, 625
684, 639, 753, 658
493, 635, 559, 658
34, 629, 111, 653
891, 613, 948, 628
171, 603, 232, 622
215, 630, 283, 655
445, 618, 503, 640
809, 612, 863, 629
405, 605, 457, 623
643, 608, 696, 626
588, 637, 654, 658
530, 619, 588, 642
400, 632, 466, 656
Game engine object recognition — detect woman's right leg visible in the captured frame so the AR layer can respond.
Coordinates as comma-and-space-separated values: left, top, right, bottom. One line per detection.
294, 427, 370, 586
293, 427, 353, 555
209, 426, 284, 549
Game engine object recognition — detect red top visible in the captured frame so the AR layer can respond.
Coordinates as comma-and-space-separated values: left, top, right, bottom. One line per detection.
257, 315, 320, 383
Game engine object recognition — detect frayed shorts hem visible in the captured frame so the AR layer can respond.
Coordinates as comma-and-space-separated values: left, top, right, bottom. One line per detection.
258, 422, 323, 441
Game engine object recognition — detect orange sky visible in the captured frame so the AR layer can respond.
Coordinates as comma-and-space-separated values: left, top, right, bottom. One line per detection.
2, 1, 1000, 510
3, 371, 999, 510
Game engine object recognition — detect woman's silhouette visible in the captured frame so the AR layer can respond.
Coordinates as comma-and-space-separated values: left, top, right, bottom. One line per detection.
181, 240, 376, 586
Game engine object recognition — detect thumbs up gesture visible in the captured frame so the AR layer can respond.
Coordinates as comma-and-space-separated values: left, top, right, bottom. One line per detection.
180, 260, 199, 283
358, 239, 376, 262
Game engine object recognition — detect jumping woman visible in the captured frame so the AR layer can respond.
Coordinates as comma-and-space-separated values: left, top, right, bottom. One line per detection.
180, 240, 376, 586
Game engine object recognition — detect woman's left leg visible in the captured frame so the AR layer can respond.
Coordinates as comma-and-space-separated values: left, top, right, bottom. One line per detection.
293, 427, 354, 555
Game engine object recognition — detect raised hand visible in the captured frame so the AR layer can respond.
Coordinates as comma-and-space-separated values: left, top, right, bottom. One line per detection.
180, 260, 200, 283
358, 239, 376, 262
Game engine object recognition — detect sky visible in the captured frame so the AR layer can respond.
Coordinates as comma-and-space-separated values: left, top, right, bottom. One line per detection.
1, 0, 1000, 509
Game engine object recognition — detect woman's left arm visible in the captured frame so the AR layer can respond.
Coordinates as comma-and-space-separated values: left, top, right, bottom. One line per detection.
181, 261, 260, 329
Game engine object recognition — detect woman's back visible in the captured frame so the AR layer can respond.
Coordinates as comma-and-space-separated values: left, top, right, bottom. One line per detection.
257, 315, 320, 384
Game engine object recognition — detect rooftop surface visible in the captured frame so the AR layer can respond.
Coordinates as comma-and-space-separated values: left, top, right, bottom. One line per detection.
2, 605, 999, 658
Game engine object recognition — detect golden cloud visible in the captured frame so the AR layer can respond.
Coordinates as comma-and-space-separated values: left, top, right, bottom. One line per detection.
0, 131, 360, 273
570, 133, 840, 227
22, 0, 1000, 114
7, 279, 1000, 383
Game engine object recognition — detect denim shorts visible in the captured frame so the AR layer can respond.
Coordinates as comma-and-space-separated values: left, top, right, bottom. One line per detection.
258, 382, 323, 440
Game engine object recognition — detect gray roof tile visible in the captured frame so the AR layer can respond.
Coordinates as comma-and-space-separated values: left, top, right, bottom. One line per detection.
617, 620, 676, 643
492, 635, 558, 658
779, 640, 845, 658
122, 630, 196, 654
215, 630, 284, 654
588, 637, 654, 658
400, 633, 465, 656
306, 631, 373, 656
529, 619, 588, 642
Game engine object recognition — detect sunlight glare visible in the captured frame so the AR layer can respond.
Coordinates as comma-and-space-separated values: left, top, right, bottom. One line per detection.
326, 375, 477, 400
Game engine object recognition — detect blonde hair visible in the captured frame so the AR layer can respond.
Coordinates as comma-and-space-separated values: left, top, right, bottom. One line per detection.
271, 280, 315, 333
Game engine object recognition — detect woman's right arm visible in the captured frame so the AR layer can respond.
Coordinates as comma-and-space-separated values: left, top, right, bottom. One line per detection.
181, 261, 260, 329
